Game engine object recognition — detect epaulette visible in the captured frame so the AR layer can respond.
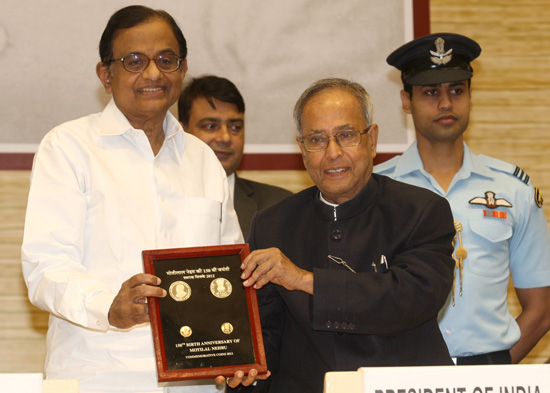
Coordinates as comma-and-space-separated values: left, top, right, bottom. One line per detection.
479, 155, 543, 207
512, 166, 530, 185
478, 155, 530, 184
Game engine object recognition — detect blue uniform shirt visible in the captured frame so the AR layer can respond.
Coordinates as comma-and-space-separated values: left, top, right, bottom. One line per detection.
374, 142, 550, 357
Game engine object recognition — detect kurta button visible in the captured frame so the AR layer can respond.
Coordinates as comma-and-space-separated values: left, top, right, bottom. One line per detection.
326, 321, 333, 329
332, 230, 342, 240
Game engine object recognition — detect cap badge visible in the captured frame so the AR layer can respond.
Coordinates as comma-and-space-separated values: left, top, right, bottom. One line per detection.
430, 37, 453, 66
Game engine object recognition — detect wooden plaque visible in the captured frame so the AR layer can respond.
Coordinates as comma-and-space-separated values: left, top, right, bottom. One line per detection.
142, 244, 267, 382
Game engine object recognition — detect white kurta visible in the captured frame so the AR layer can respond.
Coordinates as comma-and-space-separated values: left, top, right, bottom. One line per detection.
21, 99, 243, 393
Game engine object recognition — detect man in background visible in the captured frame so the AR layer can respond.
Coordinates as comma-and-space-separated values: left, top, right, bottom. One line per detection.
376, 32, 550, 364
178, 75, 292, 239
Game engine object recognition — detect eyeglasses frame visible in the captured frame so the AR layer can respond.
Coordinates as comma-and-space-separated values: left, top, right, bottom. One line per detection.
299, 126, 372, 152
106, 53, 183, 73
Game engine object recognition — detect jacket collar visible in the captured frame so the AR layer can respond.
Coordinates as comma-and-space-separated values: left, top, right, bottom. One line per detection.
314, 174, 380, 221
234, 173, 254, 198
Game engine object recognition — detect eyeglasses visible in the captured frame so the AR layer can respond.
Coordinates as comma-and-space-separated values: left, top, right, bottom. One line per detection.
300, 127, 371, 152
107, 53, 183, 73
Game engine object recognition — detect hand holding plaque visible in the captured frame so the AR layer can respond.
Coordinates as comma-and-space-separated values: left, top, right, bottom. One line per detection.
142, 244, 267, 382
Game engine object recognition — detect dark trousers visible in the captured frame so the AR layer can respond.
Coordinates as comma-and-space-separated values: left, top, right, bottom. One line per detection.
456, 350, 511, 365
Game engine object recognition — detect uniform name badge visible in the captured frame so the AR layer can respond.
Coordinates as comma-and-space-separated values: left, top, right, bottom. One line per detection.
142, 244, 267, 382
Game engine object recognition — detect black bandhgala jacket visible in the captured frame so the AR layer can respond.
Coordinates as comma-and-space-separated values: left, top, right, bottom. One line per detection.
246, 174, 455, 393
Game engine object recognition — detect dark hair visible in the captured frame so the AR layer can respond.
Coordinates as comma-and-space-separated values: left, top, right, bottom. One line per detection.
178, 75, 245, 127
99, 5, 187, 63
293, 78, 373, 137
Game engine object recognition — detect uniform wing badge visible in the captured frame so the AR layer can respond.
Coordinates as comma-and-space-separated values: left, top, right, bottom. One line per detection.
430, 37, 453, 65
469, 191, 512, 209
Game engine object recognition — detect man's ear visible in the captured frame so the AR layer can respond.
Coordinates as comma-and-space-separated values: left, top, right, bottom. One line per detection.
179, 59, 188, 80
96, 62, 112, 94
296, 136, 307, 159
368, 124, 379, 159
400, 89, 412, 114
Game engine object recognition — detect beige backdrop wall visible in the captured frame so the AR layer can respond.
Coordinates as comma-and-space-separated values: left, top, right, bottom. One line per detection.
0, 0, 410, 153
1, 0, 549, 375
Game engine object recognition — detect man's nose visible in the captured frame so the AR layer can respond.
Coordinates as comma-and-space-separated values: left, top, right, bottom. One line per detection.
216, 125, 231, 143
439, 91, 453, 110
325, 136, 343, 159
141, 59, 162, 80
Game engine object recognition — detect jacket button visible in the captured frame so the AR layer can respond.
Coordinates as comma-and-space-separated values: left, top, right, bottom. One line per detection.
334, 321, 341, 329
332, 230, 342, 240
326, 321, 333, 329
348, 323, 356, 330
341, 322, 348, 330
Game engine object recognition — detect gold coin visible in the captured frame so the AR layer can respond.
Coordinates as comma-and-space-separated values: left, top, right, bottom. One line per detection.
180, 326, 192, 337
210, 278, 232, 298
169, 281, 191, 301
221, 322, 233, 334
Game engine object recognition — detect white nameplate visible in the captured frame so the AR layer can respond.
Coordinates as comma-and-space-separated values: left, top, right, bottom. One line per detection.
361, 365, 549, 393
0, 373, 43, 393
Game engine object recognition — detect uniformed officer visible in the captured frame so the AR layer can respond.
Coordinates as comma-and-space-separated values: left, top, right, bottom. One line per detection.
375, 32, 550, 364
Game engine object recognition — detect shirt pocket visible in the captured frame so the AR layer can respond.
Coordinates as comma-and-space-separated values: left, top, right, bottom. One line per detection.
179, 197, 222, 246
466, 216, 512, 277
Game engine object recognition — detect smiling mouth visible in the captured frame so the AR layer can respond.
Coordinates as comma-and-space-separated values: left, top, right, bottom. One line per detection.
326, 168, 347, 174
138, 87, 165, 92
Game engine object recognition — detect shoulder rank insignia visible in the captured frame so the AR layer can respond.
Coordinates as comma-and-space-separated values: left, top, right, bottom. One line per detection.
430, 37, 453, 66
513, 166, 530, 184
535, 187, 544, 208
469, 191, 512, 209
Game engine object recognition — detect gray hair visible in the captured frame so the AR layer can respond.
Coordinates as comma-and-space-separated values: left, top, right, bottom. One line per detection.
293, 78, 374, 137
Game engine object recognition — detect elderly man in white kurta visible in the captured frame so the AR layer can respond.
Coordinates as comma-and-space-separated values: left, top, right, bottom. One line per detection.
21, 5, 242, 393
